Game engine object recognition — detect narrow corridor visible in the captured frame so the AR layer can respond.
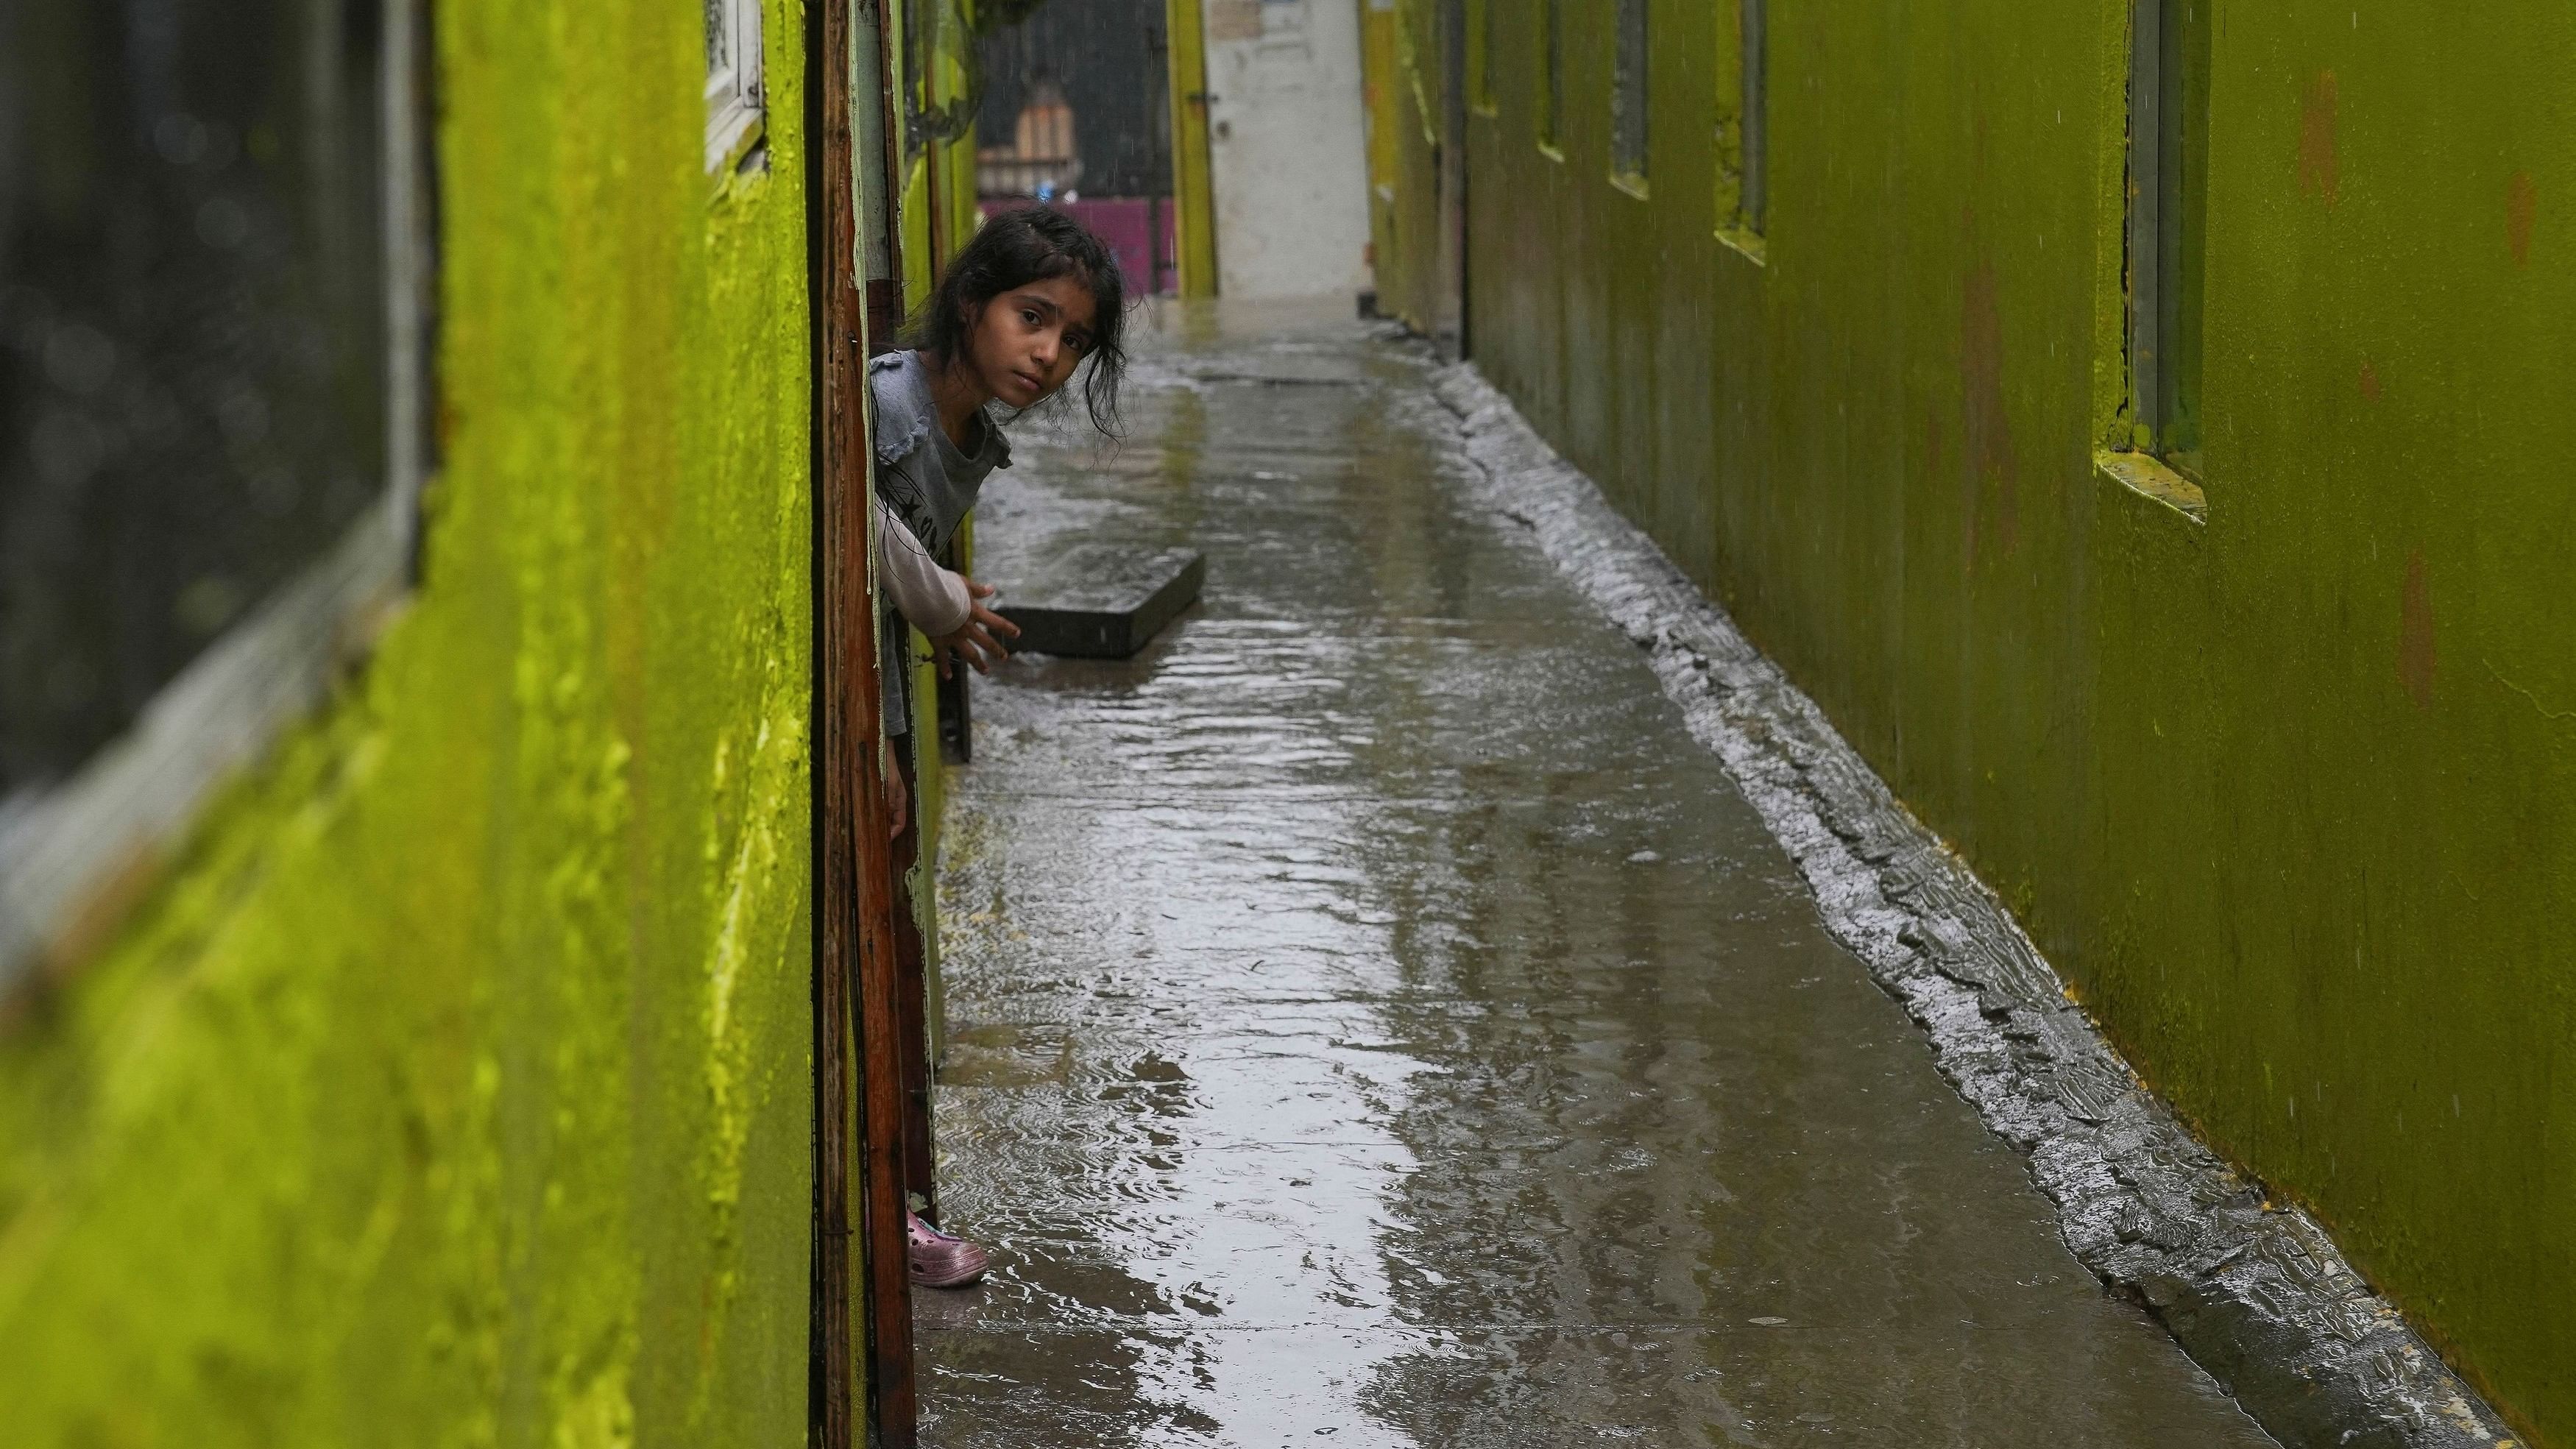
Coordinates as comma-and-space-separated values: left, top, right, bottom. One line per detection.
919, 305, 2275, 1448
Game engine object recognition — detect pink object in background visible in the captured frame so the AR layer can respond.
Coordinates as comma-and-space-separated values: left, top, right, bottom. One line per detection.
981, 197, 1177, 296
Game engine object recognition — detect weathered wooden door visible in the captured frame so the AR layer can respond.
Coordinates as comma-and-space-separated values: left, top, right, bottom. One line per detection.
811, 0, 922, 1442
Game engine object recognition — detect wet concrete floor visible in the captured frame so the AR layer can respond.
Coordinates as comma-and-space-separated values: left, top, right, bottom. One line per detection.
919, 303, 2276, 1448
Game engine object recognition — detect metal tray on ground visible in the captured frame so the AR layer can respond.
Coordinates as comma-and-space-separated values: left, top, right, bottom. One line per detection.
997, 546, 1205, 659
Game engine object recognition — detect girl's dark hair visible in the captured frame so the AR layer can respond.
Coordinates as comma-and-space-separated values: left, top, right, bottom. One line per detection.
905, 205, 1129, 437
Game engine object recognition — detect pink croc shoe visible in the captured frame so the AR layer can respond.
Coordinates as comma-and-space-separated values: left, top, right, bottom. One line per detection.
907, 1213, 988, 1289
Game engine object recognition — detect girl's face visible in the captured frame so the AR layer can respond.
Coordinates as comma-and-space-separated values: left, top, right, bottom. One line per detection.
967, 274, 1098, 410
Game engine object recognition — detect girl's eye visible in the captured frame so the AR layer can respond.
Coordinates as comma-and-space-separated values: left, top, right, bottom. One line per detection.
1021, 308, 1041, 326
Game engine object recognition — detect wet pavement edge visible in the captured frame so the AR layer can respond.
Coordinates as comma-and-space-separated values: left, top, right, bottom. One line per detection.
1423, 358, 2516, 1449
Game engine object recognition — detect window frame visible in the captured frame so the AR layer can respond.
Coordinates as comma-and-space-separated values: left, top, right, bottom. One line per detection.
1536, 0, 1563, 157
2098, 0, 2208, 522
2125, 0, 2204, 474
1713, 0, 1766, 258
1609, 0, 1649, 192
1468, 0, 1496, 116
1739, 0, 1766, 234
0, 0, 439, 993
705, 0, 767, 174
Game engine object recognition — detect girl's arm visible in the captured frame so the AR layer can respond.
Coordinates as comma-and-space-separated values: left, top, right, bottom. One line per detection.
873, 494, 973, 637
872, 495, 1019, 676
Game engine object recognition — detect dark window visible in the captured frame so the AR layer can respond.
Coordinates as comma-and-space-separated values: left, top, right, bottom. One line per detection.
1538, 0, 1563, 152
705, 0, 731, 71
1716, 0, 1765, 240
1740, 0, 1766, 233
2126, 0, 2208, 475
1470, 0, 1495, 113
976, 0, 1175, 198
1611, 0, 1648, 184
0, 0, 430, 988
973, 0, 1182, 294
0, 1, 411, 801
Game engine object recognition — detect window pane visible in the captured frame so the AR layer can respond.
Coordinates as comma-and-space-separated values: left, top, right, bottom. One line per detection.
1538, 0, 1562, 149
2126, 0, 2205, 472
1715, 0, 1763, 238
2158, 0, 2207, 472
0, 3, 389, 796
1470, 0, 1493, 111
1612, 0, 1647, 180
1740, 0, 1765, 231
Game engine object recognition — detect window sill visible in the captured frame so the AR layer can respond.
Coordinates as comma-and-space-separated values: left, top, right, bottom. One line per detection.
2094, 449, 2207, 525
0, 506, 411, 993
1610, 172, 1649, 201
1537, 141, 1565, 163
706, 104, 765, 178
1716, 226, 1766, 266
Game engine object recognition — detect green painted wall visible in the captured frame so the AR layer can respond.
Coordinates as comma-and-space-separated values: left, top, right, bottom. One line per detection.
0, 3, 821, 1443
1371, 1, 2576, 1442
1361, 0, 1446, 335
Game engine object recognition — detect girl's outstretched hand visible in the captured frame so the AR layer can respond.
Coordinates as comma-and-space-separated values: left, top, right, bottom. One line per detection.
930, 577, 1022, 678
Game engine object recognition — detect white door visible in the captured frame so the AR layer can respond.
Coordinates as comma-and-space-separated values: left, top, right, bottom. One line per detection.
1200, 0, 1373, 300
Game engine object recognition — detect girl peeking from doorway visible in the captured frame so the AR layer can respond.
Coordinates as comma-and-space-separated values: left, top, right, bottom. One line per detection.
872, 204, 1130, 835
868, 204, 1129, 1288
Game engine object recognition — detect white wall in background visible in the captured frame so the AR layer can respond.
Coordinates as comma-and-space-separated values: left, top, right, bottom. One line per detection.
1200, 0, 1372, 300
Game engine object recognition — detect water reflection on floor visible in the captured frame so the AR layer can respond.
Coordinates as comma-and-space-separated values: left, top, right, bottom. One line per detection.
919, 301, 2274, 1448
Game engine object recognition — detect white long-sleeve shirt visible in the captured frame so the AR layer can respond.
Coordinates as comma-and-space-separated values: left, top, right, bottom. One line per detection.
874, 493, 971, 637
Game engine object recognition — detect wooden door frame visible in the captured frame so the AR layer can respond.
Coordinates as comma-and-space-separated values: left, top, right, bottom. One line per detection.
806, 0, 861, 1434
810, 0, 924, 1443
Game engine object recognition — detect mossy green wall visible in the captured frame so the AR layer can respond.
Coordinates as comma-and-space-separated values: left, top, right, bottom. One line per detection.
1373, 1, 2576, 1441
0, 2, 820, 1442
